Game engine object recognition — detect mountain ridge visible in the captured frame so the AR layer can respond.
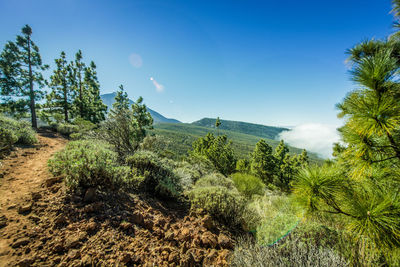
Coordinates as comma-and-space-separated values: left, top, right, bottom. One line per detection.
100, 92, 181, 124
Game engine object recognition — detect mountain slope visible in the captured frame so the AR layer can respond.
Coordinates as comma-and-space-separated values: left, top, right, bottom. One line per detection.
152, 123, 322, 164
192, 118, 288, 140
100, 93, 181, 124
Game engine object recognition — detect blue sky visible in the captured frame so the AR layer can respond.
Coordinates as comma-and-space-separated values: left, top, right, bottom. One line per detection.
0, 0, 394, 126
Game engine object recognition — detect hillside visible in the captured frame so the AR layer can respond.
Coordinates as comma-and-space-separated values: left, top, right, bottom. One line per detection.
192, 118, 288, 140
101, 93, 181, 124
151, 123, 321, 163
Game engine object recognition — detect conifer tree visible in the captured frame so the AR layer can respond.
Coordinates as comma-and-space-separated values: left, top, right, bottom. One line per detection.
0, 25, 48, 128
46, 51, 74, 122
70, 50, 86, 119
83, 61, 107, 123
215, 117, 221, 136
250, 139, 276, 184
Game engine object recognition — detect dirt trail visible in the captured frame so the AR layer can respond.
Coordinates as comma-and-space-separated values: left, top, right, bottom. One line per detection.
0, 130, 66, 266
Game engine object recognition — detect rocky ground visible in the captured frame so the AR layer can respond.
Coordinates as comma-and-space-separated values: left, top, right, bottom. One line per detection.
0, 130, 234, 266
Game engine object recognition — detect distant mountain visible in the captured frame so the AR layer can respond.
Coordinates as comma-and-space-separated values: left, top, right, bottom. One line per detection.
100, 93, 181, 124
192, 118, 288, 140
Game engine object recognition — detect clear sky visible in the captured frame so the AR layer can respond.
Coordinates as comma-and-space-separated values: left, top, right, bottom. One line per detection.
0, 0, 394, 126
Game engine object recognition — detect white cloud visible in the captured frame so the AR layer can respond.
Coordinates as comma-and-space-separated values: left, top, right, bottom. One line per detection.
129, 53, 143, 68
278, 123, 340, 158
150, 77, 164, 92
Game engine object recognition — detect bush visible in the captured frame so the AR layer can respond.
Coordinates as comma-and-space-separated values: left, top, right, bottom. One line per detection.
188, 174, 245, 226
242, 194, 303, 245
231, 172, 265, 198
48, 140, 130, 190
125, 150, 182, 199
0, 115, 37, 152
56, 123, 79, 136
230, 236, 349, 266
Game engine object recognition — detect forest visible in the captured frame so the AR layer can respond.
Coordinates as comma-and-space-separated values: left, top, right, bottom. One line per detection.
1, 0, 400, 266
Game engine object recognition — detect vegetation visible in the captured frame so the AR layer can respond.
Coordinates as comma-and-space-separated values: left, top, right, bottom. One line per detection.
0, 115, 37, 153
48, 140, 130, 191
188, 174, 245, 226
0, 25, 48, 128
126, 151, 182, 199
231, 172, 265, 198
100, 85, 153, 159
192, 117, 288, 140
190, 133, 236, 175
151, 122, 321, 163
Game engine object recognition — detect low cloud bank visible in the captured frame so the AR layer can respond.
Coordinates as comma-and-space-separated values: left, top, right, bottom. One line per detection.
278, 123, 340, 158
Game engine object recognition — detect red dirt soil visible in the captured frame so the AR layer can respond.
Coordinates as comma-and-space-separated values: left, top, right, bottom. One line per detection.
0, 131, 233, 266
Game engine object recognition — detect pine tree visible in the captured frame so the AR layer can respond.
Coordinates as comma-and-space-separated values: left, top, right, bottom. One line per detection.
46, 51, 74, 122
250, 139, 276, 184
215, 117, 221, 136
0, 25, 48, 128
83, 61, 107, 123
191, 133, 236, 176
70, 50, 86, 119
112, 85, 130, 112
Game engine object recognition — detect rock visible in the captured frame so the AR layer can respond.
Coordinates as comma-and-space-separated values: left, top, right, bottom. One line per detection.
0, 215, 7, 228
168, 251, 179, 264
201, 232, 218, 248
120, 252, 131, 263
218, 234, 233, 249
201, 215, 214, 230
178, 228, 191, 242
11, 238, 30, 248
45, 176, 62, 187
180, 251, 195, 267
67, 249, 80, 260
203, 249, 218, 265
52, 241, 64, 253
65, 232, 86, 249
7, 204, 17, 210
144, 216, 154, 231
28, 214, 41, 223
164, 231, 175, 241
18, 203, 33, 214
80, 255, 92, 266
130, 211, 144, 226
17, 258, 33, 267
120, 221, 133, 231
83, 188, 96, 203
31, 191, 41, 200
54, 214, 67, 226
85, 221, 98, 232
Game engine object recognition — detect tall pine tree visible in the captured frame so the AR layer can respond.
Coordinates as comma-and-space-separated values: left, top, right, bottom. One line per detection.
46, 51, 74, 122
0, 25, 48, 128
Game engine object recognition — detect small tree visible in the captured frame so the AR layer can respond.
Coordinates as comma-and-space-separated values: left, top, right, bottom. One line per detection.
102, 85, 153, 159
0, 25, 48, 127
191, 133, 236, 176
250, 139, 276, 184
215, 117, 221, 136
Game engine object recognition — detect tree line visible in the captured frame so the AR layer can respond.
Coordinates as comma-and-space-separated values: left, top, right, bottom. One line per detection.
0, 25, 107, 128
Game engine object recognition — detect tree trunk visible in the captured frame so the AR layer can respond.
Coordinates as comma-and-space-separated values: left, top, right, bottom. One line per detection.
27, 34, 37, 129
63, 79, 69, 122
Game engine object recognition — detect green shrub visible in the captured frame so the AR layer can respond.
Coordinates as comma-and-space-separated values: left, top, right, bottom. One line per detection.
230, 236, 349, 266
0, 115, 37, 152
48, 140, 130, 190
188, 174, 245, 226
236, 158, 251, 173
56, 122, 79, 136
231, 172, 265, 198
125, 150, 182, 199
243, 194, 303, 245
